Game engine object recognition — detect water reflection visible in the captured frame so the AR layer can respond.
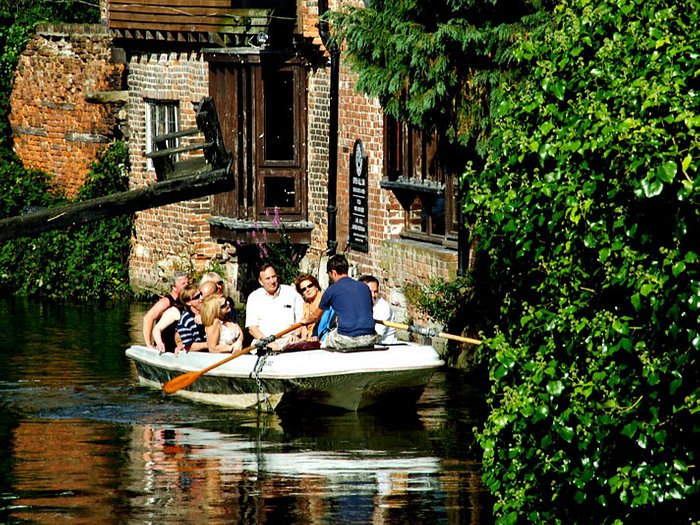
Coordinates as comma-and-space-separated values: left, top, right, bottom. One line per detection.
123, 409, 487, 524
0, 297, 492, 523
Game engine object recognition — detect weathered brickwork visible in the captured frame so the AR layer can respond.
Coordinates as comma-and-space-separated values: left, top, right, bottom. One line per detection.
9, 24, 125, 196
125, 51, 221, 290
306, 68, 332, 259
9, 1, 462, 304
121, 0, 463, 301
381, 238, 458, 348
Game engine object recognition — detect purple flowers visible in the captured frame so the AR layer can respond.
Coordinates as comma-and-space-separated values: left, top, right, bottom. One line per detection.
251, 208, 302, 283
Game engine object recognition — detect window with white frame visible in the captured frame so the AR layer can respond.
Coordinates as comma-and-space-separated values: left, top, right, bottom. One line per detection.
145, 100, 179, 171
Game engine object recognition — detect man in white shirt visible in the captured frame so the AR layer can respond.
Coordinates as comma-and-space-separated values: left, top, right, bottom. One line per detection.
245, 263, 303, 349
359, 275, 398, 344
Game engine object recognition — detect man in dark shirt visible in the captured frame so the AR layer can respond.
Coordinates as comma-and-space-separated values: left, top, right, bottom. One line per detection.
301, 254, 378, 349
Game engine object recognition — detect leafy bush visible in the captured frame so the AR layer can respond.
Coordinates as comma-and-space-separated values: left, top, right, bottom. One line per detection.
465, 0, 698, 522
405, 274, 475, 327
0, 151, 63, 216
0, 142, 133, 301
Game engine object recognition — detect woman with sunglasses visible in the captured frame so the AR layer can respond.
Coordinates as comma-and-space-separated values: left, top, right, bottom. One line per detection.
201, 293, 244, 353
174, 284, 209, 354
295, 274, 323, 340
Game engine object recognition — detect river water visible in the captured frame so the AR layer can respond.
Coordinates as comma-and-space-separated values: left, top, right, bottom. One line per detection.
0, 297, 492, 524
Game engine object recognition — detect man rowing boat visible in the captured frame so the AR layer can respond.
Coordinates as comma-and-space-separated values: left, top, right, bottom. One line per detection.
301, 254, 378, 349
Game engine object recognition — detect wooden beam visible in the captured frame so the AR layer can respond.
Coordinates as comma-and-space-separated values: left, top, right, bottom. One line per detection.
0, 168, 233, 241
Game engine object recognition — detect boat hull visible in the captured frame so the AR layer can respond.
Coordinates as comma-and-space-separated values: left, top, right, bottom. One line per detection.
125, 343, 444, 412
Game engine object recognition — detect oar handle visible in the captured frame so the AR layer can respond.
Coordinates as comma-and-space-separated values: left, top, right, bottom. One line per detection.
377, 319, 482, 345
197, 323, 302, 374
162, 322, 304, 394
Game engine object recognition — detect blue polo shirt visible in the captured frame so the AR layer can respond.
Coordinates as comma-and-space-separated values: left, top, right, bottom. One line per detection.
318, 276, 375, 337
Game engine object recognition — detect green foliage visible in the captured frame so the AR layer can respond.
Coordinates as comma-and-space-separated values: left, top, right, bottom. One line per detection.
0, 141, 133, 301
405, 274, 475, 327
337, 0, 697, 521
462, 0, 699, 521
0, 151, 64, 215
328, 0, 546, 143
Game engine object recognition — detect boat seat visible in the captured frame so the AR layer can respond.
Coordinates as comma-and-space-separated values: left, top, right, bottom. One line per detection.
328, 346, 389, 353
267, 343, 390, 354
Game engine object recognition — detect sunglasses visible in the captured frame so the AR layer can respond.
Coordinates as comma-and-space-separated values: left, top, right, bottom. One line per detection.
192, 292, 203, 301
299, 284, 315, 292
220, 301, 229, 310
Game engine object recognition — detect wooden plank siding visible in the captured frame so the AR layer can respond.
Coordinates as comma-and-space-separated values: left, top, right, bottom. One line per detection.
108, 0, 295, 37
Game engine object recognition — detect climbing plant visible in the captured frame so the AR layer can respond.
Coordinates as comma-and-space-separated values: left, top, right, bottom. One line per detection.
331, 0, 697, 521
464, 0, 698, 521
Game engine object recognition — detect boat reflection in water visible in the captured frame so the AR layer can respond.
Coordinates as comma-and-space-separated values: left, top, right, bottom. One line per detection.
124, 409, 487, 523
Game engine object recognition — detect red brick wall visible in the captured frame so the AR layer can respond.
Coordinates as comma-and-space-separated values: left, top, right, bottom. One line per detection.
9, 24, 124, 197
306, 70, 332, 259
125, 51, 221, 290
302, 0, 460, 321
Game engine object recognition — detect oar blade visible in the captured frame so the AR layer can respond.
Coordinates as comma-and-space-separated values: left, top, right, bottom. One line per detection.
161, 322, 305, 395
163, 371, 202, 394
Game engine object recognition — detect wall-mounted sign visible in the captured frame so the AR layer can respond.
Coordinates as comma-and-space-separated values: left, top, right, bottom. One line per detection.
349, 139, 369, 252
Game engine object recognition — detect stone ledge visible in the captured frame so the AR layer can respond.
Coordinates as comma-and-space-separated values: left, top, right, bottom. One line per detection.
85, 91, 129, 104
65, 132, 111, 143
208, 217, 314, 245
36, 23, 108, 38
381, 237, 457, 259
12, 126, 48, 137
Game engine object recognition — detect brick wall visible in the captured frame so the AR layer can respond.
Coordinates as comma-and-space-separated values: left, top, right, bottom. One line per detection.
125, 51, 222, 291
381, 238, 458, 320
9, 24, 125, 196
8, 1, 465, 317
306, 68, 332, 261
299, 0, 461, 321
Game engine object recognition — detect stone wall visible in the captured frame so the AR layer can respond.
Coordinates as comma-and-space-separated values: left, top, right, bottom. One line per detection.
9, 24, 125, 197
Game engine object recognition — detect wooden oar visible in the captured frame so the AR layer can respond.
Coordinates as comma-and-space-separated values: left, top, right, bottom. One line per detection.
162, 322, 304, 394
377, 319, 482, 345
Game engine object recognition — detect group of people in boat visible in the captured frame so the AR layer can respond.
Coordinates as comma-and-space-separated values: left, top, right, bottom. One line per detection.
142, 254, 396, 354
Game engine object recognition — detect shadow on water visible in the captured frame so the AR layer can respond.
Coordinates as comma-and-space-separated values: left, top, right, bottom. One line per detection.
0, 296, 493, 524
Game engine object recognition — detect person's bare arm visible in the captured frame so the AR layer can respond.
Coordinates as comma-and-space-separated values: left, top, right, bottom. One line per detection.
142, 297, 169, 347
247, 325, 266, 341
231, 323, 244, 352
302, 307, 324, 326
152, 306, 179, 353
204, 323, 232, 353
184, 341, 209, 352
